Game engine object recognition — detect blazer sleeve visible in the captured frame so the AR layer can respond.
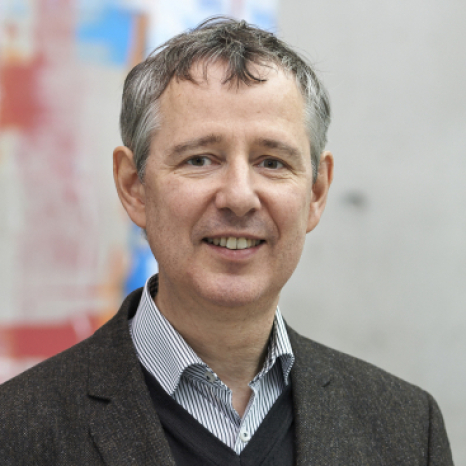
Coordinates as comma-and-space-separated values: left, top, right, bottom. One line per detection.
427, 392, 454, 465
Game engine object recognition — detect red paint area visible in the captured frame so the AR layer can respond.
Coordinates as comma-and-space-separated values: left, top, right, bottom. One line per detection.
0, 316, 101, 359
0, 58, 45, 130
4, 2, 100, 314
0, 1, 103, 368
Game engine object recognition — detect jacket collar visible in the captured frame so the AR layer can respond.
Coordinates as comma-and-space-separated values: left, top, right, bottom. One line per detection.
87, 288, 176, 466
289, 328, 378, 465
289, 327, 337, 465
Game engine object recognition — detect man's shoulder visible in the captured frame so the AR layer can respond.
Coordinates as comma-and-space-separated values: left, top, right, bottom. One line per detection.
0, 289, 153, 464
0, 331, 92, 400
0, 288, 143, 409
287, 327, 453, 464
0, 330, 98, 462
288, 326, 430, 405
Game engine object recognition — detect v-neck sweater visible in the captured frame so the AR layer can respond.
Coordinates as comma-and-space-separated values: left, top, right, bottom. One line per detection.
143, 366, 295, 466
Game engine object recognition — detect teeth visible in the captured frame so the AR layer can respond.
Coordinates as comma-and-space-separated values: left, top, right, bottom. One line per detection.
236, 238, 248, 249
226, 237, 237, 249
206, 237, 261, 250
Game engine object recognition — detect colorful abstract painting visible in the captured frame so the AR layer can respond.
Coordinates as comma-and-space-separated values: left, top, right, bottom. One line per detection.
0, 0, 277, 383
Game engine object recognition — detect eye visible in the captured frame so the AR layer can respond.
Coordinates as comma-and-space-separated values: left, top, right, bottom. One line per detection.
187, 156, 212, 167
259, 159, 284, 169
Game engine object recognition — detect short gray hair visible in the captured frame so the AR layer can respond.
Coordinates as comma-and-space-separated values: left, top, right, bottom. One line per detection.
120, 17, 331, 182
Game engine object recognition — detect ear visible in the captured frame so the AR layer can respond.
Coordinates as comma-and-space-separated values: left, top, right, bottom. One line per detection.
113, 146, 147, 229
307, 151, 334, 233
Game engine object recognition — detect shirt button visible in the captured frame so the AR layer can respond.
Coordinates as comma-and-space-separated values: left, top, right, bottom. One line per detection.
239, 429, 250, 443
204, 370, 216, 383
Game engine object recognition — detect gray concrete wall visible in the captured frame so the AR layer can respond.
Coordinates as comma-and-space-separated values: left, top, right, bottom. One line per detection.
277, 1, 466, 463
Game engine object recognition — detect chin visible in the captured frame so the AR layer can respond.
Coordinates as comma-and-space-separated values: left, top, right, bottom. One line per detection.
193, 274, 279, 310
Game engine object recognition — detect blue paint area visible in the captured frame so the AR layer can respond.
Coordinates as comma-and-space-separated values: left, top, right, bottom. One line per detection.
199, 0, 223, 11
77, 5, 134, 66
124, 224, 158, 294
5, 0, 29, 17
250, 9, 276, 30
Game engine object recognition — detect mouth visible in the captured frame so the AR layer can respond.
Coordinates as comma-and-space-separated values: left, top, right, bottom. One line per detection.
203, 236, 264, 250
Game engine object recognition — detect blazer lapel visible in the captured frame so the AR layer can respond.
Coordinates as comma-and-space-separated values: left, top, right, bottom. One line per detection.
289, 329, 376, 466
87, 290, 176, 466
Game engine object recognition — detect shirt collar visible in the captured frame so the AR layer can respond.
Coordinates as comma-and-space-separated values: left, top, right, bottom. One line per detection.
257, 308, 295, 385
130, 274, 295, 394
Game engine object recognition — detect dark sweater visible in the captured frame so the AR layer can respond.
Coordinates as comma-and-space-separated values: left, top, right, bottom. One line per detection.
143, 367, 295, 466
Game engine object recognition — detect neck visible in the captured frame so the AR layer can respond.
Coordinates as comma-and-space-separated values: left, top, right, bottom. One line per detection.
154, 277, 278, 417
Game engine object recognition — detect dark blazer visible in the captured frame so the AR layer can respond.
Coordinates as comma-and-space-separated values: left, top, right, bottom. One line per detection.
0, 289, 453, 465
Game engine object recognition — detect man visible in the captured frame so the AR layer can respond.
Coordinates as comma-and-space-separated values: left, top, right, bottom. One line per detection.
0, 18, 453, 465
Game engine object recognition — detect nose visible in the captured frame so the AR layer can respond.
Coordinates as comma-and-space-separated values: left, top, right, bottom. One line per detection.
215, 158, 260, 217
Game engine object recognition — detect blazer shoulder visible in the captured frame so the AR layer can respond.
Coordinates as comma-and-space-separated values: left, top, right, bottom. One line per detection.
0, 289, 146, 464
0, 327, 93, 421
0, 333, 95, 463
288, 326, 454, 465
0, 287, 143, 402
287, 325, 438, 431
288, 325, 426, 398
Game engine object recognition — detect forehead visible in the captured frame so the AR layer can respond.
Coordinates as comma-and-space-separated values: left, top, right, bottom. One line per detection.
156, 62, 309, 145
165, 60, 303, 102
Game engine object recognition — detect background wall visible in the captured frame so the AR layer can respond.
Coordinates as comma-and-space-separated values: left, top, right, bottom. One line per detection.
277, 1, 466, 463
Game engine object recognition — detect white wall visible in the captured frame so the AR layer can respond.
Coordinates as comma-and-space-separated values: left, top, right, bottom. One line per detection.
278, 1, 466, 463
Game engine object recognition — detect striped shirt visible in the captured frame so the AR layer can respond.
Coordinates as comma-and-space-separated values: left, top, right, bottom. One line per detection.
129, 274, 295, 454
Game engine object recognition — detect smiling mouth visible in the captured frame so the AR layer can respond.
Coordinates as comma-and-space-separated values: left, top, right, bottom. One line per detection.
203, 237, 264, 250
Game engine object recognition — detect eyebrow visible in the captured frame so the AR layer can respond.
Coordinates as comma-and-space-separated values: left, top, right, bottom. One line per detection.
170, 135, 223, 155
254, 138, 301, 158
168, 135, 301, 159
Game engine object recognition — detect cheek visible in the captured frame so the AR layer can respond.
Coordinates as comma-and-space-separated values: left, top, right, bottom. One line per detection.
270, 188, 310, 271
272, 188, 311, 235
145, 178, 209, 237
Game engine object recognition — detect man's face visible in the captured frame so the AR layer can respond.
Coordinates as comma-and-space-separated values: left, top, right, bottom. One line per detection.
128, 63, 330, 311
